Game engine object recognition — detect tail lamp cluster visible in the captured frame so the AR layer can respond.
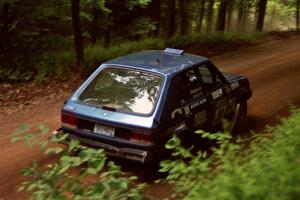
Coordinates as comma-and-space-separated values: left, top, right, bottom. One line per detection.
130, 132, 153, 145
61, 113, 78, 129
61, 112, 153, 145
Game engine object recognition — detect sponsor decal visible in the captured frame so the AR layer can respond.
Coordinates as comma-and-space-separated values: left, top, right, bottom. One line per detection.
194, 110, 207, 127
230, 82, 239, 90
171, 98, 207, 119
171, 108, 184, 119
212, 89, 223, 100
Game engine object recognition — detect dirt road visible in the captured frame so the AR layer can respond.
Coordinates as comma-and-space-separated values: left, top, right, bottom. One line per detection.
1, 35, 300, 199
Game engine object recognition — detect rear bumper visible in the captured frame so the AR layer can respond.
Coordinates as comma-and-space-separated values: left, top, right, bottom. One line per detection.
52, 129, 154, 163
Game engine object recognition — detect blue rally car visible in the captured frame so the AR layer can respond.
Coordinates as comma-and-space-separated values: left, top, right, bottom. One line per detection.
53, 48, 252, 163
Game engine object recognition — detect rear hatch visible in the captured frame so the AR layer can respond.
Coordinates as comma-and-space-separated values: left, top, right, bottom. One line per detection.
61, 66, 165, 146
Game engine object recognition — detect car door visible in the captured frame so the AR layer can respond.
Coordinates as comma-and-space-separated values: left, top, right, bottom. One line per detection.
197, 62, 228, 129
167, 68, 211, 131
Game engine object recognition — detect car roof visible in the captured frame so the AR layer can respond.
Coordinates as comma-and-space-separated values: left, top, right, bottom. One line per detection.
103, 49, 208, 76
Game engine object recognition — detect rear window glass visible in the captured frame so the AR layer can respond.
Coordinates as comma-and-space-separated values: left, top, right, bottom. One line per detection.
78, 67, 163, 115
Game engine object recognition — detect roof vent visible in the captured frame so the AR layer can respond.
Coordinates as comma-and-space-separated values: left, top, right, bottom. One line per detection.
163, 48, 184, 55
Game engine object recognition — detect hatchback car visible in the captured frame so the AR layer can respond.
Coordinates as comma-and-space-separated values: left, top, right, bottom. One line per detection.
53, 48, 252, 163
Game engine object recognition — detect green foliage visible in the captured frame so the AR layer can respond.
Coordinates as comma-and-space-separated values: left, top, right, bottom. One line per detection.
0, 0, 73, 82
160, 108, 300, 200
130, 17, 157, 38
126, 0, 151, 10
1, 31, 262, 82
11, 125, 145, 200
83, 32, 263, 75
84, 37, 165, 74
166, 32, 264, 48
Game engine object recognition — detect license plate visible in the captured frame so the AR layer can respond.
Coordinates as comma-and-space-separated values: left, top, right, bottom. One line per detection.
93, 124, 115, 137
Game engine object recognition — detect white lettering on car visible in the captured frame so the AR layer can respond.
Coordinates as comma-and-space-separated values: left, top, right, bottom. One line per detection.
190, 101, 200, 109
212, 89, 223, 100
171, 98, 207, 119
171, 108, 183, 119
184, 106, 191, 115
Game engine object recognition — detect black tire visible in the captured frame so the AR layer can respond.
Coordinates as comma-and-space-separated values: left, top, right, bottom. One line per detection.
226, 100, 247, 134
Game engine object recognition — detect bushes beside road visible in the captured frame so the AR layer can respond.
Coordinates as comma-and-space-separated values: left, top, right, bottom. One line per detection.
12, 108, 300, 199
161, 108, 300, 200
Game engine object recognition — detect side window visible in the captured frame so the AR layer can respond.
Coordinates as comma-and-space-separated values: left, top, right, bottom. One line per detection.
199, 66, 213, 84
163, 69, 204, 122
173, 69, 203, 105
198, 64, 222, 91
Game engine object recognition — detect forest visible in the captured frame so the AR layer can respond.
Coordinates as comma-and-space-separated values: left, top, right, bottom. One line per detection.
0, 0, 299, 82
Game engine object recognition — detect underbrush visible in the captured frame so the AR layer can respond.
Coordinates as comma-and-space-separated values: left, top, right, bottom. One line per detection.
11, 125, 145, 200
83, 32, 263, 75
11, 108, 300, 199
1, 32, 264, 82
160, 108, 300, 199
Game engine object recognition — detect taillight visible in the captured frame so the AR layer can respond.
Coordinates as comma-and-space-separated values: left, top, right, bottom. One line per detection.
130, 132, 153, 145
61, 113, 78, 129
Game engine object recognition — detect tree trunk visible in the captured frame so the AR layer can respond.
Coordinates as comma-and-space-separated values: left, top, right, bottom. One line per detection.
296, 0, 300, 30
104, 26, 111, 47
226, 0, 233, 32
0, 3, 9, 53
197, 0, 206, 32
256, 0, 267, 32
150, 0, 161, 36
216, 0, 229, 31
237, 0, 245, 31
254, 0, 259, 21
206, 0, 215, 33
243, 1, 251, 31
165, 0, 176, 38
91, 7, 98, 45
71, 0, 84, 67
179, 0, 188, 35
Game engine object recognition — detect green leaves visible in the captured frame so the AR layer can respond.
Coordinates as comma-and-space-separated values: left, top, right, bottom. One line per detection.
11, 124, 50, 149
45, 147, 64, 154
11, 124, 30, 143
126, 0, 151, 10
12, 124, 144, 200
159, 108, 300, 200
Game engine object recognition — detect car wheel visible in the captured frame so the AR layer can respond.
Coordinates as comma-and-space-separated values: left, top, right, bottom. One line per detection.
226, 101, 247, 134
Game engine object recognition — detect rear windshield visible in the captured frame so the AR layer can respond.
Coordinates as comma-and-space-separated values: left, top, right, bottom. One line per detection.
78, 67, 163, 115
